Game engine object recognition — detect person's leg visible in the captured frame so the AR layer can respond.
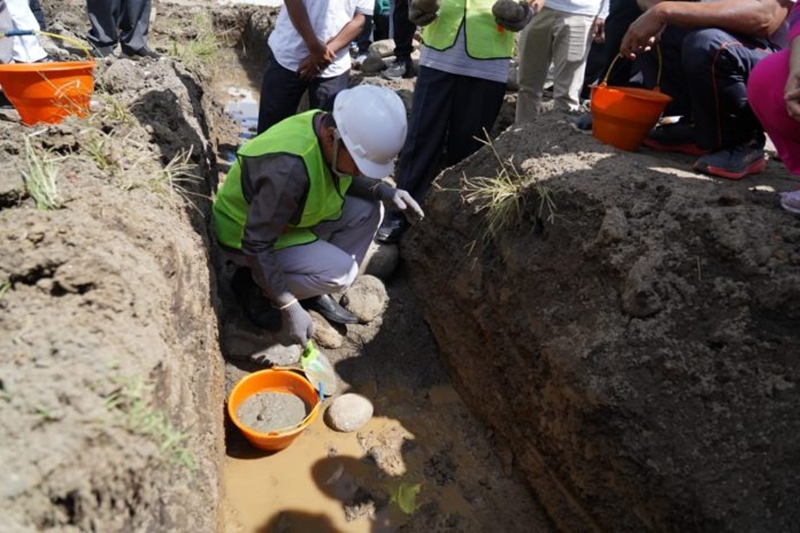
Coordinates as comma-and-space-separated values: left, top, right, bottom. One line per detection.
447, 75, 507, 165
551, 11, 594, 112
6, 0, 46, 62
581, 40, 606, 100
394, 67, 455, 200
0, 1, 15, 64
602, 0, 642, 87
118, 0, 154, 55
86, 0, 120, 55
28, 0, 45, 30
257, 46, 309, 134
308, 70, 350, 112
748, 49, 800, 174
314, 195, 383, 267
356, 14, 373, 56
374, 13, 390, 42
383, 0, 415, 78
515, 8, 556, 123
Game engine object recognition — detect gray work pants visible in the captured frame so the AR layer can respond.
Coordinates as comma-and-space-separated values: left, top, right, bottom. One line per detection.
86, 0, 151, 52
224, 195, 384, 300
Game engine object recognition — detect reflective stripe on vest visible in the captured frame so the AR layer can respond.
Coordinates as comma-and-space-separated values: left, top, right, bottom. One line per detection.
213, 110, 353, 251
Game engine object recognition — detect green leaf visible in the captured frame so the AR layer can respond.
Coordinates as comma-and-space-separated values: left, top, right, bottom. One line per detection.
391, 482, 422, 515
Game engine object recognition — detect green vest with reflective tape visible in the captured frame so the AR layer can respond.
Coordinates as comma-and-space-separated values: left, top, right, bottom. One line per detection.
422, 0, 514, 60
213, 110, 352, 251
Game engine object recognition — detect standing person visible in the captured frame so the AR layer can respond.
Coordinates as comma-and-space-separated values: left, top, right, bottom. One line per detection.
213, 85, 423, 345
382, 0, 417, 79
516, 0, 609, 121
354, 0, 391, 68
86, 0, 159, 59
4, 0, 47, 63
621, 0, 795, 180
748, 2, 800, 212
257, 0, 370, 134
376, 0, 531, 243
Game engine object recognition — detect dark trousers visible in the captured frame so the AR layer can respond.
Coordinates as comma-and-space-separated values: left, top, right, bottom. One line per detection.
395, 67, 507, 201
641, 27, 776, 150
86, 0, 151, 52
257, 46, 350, 134
357, 13, 390, 54
390, 0, 415, 61
602, 0, 643, 87
29, 0, 46, 31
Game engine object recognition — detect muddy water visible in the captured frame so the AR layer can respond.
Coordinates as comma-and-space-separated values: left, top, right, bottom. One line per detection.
223, 385, 478, 533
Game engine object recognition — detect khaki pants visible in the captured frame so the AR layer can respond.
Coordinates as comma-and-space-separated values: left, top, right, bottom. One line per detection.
515, 7, 595, 123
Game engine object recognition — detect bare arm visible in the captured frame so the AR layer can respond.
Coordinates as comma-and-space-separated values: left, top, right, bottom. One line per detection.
326, 13, 366, 54
621, 0, 793, 59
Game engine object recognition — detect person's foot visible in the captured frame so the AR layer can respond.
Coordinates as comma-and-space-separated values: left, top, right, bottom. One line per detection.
375, 214, 409, 244
642, 119, 708, 157
692, 143, 766, 180
230, 267, 282, 330
121, 46, 161, 60
381, 58, 414, 80
570, 113, 592, 134
90, 45, 116, 59
300, 294, 359, 325
779, 190, 800, 214
353, 53, 368, 70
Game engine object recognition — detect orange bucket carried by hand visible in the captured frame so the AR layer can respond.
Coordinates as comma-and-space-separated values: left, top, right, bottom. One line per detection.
0, 30, 95, 125
590, 48, 672, 151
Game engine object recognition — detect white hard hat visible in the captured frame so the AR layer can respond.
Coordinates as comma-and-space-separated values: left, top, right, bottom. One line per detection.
332, 85, 407, 179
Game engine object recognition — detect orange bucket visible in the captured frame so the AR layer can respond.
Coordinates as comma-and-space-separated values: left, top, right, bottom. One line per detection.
227, 368, 321, 452
0, 60, 95, 125
591, 51, 672, 151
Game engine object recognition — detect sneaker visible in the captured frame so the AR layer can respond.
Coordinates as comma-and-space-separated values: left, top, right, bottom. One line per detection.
570, 113, 592, 134
779, 190, 800, 214
692, 144, 766, 180
353, 53, 368, 70
375, 213, 409, 243
381, 58, 413, 80
642, 119, 709, 157
121, 46, 161, 60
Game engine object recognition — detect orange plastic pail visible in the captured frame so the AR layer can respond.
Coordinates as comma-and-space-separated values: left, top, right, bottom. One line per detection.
227, 368, 321, 453
0, 60, 95, 125
591, 84, 672, 151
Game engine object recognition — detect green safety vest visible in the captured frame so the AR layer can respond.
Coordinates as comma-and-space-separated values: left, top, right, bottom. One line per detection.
213, 110, 352, 251
422, 0, 514, 60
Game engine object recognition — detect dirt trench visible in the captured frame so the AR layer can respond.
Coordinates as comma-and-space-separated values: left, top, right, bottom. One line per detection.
0, 2, 551, 532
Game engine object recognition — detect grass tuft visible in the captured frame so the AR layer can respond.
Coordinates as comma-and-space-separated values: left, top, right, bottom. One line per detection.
461, 134, 557, 246
104, 377, 196, 470
170, 11, 227, 72
22, 134, 62, 210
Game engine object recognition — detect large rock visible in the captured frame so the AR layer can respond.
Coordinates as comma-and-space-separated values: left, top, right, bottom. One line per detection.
404, 114, 800, 531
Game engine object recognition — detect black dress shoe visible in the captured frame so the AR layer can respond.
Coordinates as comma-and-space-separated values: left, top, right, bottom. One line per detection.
230, 268, 281, 330
121, 46, 161, 60
375, 215, 409, 244
301, 294, 359, 325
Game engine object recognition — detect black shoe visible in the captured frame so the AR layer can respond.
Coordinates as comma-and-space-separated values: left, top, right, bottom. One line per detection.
230, 267, 281, 330
121, 46, 161, 60
301, 294, 359, 325
375, 215, 409, 244
90, 45, 116, 59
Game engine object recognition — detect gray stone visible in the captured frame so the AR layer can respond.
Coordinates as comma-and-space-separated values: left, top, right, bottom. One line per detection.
360, 241, 400, 280
325, 393, 374, 432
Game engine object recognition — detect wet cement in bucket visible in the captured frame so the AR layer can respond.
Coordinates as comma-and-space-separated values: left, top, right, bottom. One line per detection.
237, 391, 309, 433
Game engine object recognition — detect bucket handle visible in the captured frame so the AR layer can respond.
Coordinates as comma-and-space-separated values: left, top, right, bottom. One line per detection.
599, 45, 664, 92
0, 29, 93, 60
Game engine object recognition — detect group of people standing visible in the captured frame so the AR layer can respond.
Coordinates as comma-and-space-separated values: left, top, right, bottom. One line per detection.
214, 0, 800, 347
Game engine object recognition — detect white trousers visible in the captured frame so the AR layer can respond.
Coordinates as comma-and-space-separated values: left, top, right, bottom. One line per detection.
4, 0, 46, 63
516, 7, 595, 122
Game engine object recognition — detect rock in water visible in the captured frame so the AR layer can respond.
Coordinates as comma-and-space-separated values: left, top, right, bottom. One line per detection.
325, 393, 374, 432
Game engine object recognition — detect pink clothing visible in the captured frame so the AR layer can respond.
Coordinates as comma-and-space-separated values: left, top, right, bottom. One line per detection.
748, 5, 800, 174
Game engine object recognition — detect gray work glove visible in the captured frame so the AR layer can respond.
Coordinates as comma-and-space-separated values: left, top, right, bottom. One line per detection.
409, 0, 441, 26
375, 183, 426, 222
278, 300, 314, 346
492, 0, 535, 32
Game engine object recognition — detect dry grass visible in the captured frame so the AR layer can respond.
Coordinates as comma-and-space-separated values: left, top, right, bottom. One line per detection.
22, 133, 63, 210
